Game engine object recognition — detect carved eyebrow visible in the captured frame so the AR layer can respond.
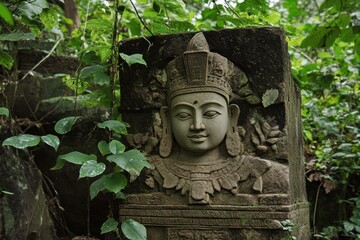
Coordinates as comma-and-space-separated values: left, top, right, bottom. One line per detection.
200, 101, 225, 108
172, 102, 195, 110
172, 101, 225, 109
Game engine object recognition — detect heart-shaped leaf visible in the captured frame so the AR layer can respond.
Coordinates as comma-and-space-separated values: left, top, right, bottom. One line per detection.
107, 149, 152, 176
41, 134, 60, 151
2, 134, 40, 149
121, 219, 147, 240
55, 116, 80, 134
101, 218, 118, 234
79, 160, 106, 178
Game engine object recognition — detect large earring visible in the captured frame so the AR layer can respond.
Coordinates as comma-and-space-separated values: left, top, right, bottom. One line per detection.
226, 104, 243, 156
159, 106, 173, 157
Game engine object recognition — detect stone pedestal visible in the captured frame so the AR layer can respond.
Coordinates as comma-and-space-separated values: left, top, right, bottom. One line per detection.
119, 27, 310, 240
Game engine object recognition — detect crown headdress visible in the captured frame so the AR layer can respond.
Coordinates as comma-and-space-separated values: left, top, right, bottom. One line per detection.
166, 32, 232, 103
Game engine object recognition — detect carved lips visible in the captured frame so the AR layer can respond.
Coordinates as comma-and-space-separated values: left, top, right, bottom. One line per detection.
187, 134, 208, 142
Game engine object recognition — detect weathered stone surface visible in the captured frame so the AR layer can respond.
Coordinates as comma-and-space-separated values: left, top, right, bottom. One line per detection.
117, 27, 309, 239
5, 73, 105, 121
0, 146, 56, 240
2, 50, 109, 237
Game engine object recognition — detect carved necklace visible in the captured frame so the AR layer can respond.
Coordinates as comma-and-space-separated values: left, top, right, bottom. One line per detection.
150, 155, 271, 204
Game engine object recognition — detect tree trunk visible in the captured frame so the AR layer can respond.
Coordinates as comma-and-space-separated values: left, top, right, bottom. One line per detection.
64, 0, 81, 33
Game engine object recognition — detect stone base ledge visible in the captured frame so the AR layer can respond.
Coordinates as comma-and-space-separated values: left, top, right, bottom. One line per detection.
122, 192, 291, 206
119, 200, 309, 229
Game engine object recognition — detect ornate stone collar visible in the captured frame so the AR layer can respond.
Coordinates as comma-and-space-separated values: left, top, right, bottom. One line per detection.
149, 155, 271, 204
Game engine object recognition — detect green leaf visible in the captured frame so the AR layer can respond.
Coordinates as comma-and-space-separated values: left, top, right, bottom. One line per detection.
101, 218, 118, 234
335, 14, 351, 29
127, 18, 141, 37
97, 120, 128, 135
236, 0, 269, 14
0, 51, 13, 70
121, 219, 147, 240
154, 0, 186, 17
338, 143, 352, 151
115, 191, 126, 199
41, 134, 60, 151
109, 140, 126, 154
0, 3, 14, 25
87, 18, 113, 33
301, 27, 331, 48
86, 45, 111, 63
169, 20, 196, 32
52, 151, 96, 170
318, 52, 333, 59
94, 71, 110, 86
107, 149, 152, 176
98, 140, 111, 156
265, 11, 281, 24
343, 221, 355, 233
54, 116, 80, 134
103, 172, 127, 193
89, 175, 106, 199
283, 0, 301, 19
40, 8, 58, 30
79, 65, 105, 79
0, 32, 36, 41
19, 0, 49, 19
2, 134, 40, 149
0, 107, 9, 117
120, 53, 147, 67
355, 39, 360, 57
79, 160, 106, 178
319, 0, 340, 11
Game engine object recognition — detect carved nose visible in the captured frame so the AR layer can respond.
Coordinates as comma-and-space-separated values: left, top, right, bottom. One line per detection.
190, 115, 205, 130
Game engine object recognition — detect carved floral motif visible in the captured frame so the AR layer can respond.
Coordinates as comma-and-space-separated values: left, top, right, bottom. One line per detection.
250, 118, 284, 153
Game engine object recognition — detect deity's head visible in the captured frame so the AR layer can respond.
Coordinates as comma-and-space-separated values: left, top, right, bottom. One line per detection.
159, 33, 242, 159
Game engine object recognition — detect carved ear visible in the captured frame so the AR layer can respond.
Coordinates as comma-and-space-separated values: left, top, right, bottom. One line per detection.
225, 104, 243, 156
159, 106, 173, 157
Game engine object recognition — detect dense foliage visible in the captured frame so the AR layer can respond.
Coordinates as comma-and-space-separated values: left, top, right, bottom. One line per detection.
1, 0, 359, 239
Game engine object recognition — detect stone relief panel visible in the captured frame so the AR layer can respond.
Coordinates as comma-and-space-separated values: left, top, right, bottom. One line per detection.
119, 28, 310, 240
122, 33, 290, 205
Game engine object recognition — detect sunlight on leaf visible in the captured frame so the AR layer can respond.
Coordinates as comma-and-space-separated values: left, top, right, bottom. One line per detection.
101, 218, 118, 234
2, 134, 40, 149
79, 160, 106, 178
19, 0, 49, 19
0, 3, 14, 25
0, 32, 36, 41
52, 151, 96, 170
0, 107, 9, 117
41, 134, 60, 151
120, 53, 147, 67
121, 219, 147, 240
55, 116, 80, 134
107, 149, 152, 176
97, 120, 128, 135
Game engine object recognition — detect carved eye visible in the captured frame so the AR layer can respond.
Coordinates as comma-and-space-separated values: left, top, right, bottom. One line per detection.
176, 112, 191, 120
203, 111, 220, 118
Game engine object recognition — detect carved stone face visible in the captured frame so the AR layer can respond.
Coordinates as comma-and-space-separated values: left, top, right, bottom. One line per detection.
170, 92, 229, 154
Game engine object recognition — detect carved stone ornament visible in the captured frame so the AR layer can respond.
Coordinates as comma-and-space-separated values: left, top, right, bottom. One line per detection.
146, 32, 288, 204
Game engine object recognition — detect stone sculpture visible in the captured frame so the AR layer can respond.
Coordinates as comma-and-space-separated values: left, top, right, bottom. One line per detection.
119, 28, 310, 240
145, 32, 288, 204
